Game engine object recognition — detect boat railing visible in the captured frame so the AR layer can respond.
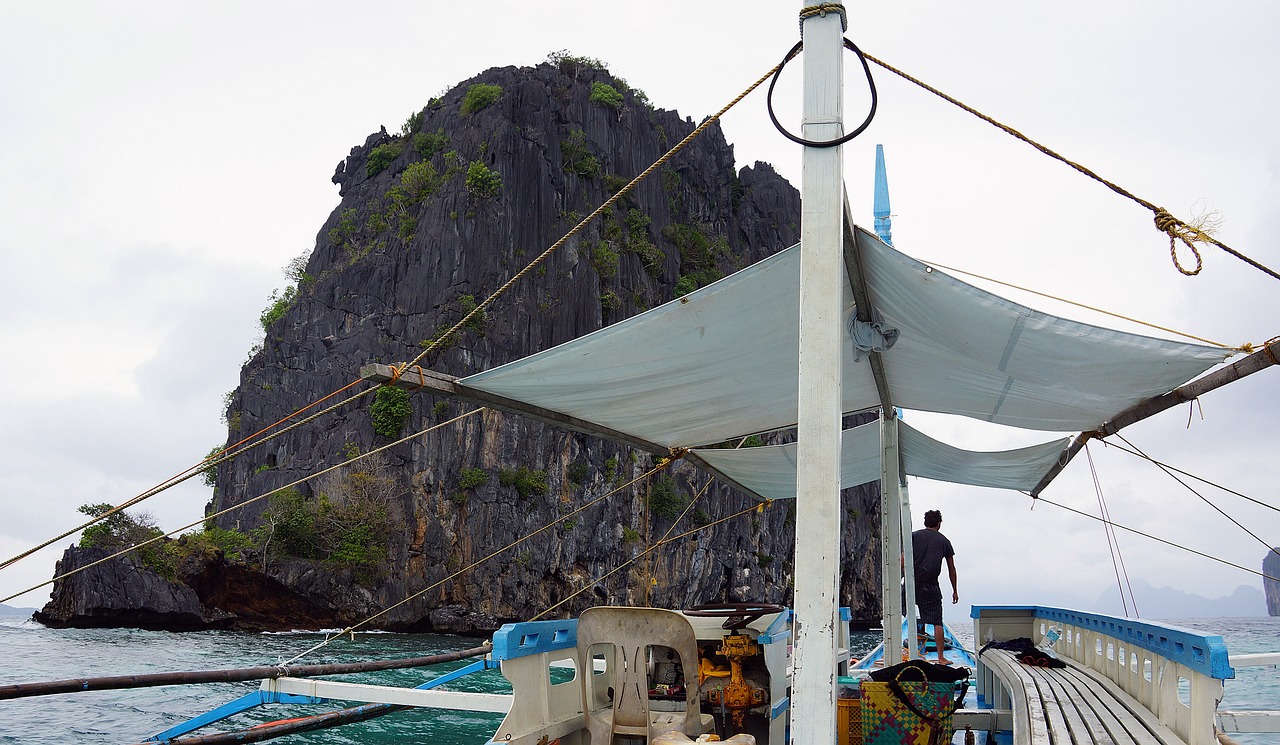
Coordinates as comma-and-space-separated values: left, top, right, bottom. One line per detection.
972, 605, 1239, 744
487, 618, 588, 745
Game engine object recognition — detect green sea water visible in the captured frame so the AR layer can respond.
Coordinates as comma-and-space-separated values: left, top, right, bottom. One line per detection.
0, 616, 1275, 744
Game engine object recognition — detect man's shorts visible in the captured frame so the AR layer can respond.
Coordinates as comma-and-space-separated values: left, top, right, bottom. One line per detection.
904, 580, 944, 626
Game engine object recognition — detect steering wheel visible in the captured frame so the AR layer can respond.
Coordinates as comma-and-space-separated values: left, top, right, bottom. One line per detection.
684, 602, 787, 630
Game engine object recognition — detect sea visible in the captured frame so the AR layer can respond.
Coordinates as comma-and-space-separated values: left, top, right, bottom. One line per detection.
0, 615, 1275, 744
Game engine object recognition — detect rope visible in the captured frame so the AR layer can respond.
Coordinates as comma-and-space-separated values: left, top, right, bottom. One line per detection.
1030, 493, 1280, 584
393, 61, 785, 372
1115, 433, 1280, 558
918, 258, 1238, 350
280, 452, 688, 665
1102, 439, 1279, 514
798, 3, 847, 32
1085, 443, 1138, 618
2, 59, 785, 577
864, 52, 1280, 282
533, 496, 772, 621
0, 378, 373, 576
0, 409, 486, 605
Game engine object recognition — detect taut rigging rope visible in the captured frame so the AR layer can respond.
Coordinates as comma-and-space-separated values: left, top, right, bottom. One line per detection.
864, 52, 1280, 282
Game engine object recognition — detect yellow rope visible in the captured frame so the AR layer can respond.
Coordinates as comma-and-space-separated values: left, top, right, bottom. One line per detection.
2, 61, 786, 576
396, 61, 785, 371
0, 408, 486, 605
798, 3, 847, 32
534, 496, 773, 622
864, 52, 1280, 283
917, 258, 1239, 350
0, 382, 380, 578
281, 451, 688, 664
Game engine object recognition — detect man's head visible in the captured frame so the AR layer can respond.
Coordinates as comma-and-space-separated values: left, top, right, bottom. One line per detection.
924, 509, 942, 529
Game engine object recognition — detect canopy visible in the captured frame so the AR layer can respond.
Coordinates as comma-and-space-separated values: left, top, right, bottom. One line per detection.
689, 420, 1071, 500
461, 228, 1227, 450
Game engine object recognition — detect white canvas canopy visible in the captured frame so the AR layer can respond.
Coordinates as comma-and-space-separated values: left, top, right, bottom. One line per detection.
688, 420, 1072, 501
460, 228, 1228, 456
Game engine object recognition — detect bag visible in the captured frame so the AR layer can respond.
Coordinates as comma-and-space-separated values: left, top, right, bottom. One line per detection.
868, 659, 970, 683
861, 664, 968, 745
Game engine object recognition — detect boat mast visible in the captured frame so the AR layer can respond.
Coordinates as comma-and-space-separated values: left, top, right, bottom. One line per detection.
792, 3, 846, 745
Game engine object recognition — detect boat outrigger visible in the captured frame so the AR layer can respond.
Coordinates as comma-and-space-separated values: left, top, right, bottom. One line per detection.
2, 3, 1278, 745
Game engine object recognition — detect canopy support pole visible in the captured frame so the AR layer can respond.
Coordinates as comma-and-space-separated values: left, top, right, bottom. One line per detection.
900, 471, 920, 659
880, 414, 905, 662
791, 5, 845, 745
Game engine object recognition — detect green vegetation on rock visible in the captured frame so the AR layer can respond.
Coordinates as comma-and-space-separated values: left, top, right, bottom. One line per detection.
366, 141, 405, 177
460, 84, 503, 115
369, 386, 412, 437
589, 82, 623, 110
465, 161, 502, 199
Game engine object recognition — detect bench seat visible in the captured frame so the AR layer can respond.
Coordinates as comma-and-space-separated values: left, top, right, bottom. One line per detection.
980, 648, 1187, 745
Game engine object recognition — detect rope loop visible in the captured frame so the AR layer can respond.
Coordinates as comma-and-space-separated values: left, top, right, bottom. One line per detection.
767, 38, 878, 148
1154, 209, 1203, 276
799, 3, 847, 32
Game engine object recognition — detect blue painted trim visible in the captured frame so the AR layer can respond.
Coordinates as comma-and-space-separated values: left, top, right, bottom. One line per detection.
972, 605, 1234, 680
840, 606, 852, 622
415, 657, 494, 689
147, 690, 324, 742
491, 619, 578, 661
758, 608, 794, 645
771, 695, 790, 719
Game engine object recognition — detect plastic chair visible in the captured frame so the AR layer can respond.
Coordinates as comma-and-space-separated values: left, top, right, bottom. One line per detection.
576, 607, 708, 744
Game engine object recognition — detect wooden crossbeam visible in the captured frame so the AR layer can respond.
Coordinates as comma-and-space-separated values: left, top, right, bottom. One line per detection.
1031, 339, 1279, 496
360, 363, 774, 502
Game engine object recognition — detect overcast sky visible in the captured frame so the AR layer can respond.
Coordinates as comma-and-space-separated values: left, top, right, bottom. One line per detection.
1, 1, 1276, 621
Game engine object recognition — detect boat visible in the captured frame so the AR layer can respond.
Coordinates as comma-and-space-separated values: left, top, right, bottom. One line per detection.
1, 4, 1278, 745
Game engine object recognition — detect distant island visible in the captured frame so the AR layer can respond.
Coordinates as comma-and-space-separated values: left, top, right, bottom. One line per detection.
1091, 579, 1266, 619
1265, 547, 1279, 616
0, 603, 35, 617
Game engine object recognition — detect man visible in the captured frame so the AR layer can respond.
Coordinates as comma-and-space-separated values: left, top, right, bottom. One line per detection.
904, 509, 958, 663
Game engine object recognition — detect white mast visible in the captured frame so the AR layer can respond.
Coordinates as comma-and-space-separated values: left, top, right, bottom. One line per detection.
791, 4, 845, 745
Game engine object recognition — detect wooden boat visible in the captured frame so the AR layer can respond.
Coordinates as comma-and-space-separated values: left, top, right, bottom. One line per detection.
2, 5, 1278, 745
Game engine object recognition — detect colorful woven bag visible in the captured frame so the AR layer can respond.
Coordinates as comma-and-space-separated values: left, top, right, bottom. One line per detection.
860, 673, 966, 745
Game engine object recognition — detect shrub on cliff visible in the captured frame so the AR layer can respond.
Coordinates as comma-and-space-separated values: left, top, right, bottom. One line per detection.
460, 83, 502, 115
78, 503, 164, 550
465, 161, 502, 199
589, 82, 623, 110
366, 141, 405, 177
370, 386, 412, 437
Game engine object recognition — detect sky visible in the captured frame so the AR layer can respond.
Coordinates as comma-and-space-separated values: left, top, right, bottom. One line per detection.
0, 1, 1276, 622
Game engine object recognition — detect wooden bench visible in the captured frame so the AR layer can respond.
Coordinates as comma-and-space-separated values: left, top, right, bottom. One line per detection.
980, 647, 1185, 744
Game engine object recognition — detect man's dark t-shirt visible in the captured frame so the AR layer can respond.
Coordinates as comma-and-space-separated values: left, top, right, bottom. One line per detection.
911, 528, 955, 584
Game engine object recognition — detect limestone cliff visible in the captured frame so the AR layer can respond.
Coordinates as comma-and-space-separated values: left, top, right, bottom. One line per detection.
44, 57, 883, 633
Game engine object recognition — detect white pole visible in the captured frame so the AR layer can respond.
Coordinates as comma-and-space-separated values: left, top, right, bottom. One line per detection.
791, 4, 845, 745
901, 475, 920, 659
881, 414, 905, 662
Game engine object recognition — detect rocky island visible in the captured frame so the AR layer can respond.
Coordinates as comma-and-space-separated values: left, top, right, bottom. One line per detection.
39, 54, 883, 634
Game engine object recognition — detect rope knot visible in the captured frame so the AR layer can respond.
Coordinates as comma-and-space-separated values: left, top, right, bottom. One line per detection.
1153, 208, 1204, 276
798, 3, 848, 32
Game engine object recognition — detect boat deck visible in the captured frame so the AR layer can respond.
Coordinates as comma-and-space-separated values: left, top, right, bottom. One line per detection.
979, 648, 1185, 744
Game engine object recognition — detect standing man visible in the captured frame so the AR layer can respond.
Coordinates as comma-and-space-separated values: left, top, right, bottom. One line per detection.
905, 509, 958, 663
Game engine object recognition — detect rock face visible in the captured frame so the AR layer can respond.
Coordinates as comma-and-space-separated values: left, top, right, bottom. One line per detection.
43, 58, 884, 633
1266, 548, 1280, 616
36, 547, 234, 631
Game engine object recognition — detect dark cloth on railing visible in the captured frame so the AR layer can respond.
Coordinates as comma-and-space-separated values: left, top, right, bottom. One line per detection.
978, 637, 1066, 669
